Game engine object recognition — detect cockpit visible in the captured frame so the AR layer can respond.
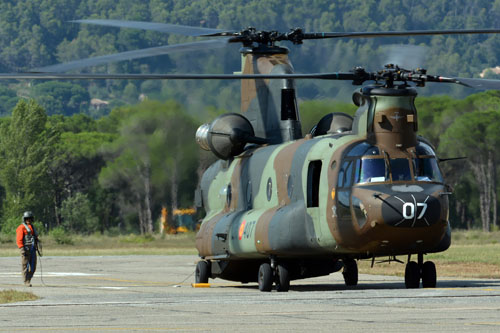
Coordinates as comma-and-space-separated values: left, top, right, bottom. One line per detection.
337, 142, 443, 187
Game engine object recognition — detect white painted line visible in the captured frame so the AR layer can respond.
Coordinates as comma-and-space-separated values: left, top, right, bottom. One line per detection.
0, 272, 101, 277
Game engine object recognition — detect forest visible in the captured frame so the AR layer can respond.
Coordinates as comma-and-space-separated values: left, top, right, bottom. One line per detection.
0, 0, 499, 235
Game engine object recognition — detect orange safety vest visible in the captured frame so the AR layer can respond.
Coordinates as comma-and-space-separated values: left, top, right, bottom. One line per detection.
16, 223, 36, 249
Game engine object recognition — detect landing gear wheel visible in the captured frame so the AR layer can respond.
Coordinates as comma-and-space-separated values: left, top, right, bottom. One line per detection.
342, 258, 358, 286
275, 264, 290, 292
195, 260, 210, 283
258, 263, 273, 292
421, 261, 437, 288
405, 261, 420, 289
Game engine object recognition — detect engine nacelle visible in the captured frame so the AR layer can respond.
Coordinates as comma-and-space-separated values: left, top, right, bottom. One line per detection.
195, 113, 256, 160
310, 112, 353, 136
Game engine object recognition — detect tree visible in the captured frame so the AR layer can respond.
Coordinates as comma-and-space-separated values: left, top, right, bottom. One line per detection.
60, 192, 99, 234
99, 100, 198, 234
0, 85, 19, 116
440, 92, 500, 231
31, 81, 90, 116
0, 100, 58, 233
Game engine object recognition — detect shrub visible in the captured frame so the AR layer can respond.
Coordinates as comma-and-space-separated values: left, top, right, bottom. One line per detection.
50, 227, 73, 245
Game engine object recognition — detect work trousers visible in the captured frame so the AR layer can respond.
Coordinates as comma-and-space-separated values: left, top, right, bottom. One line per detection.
20, 247, 37, 282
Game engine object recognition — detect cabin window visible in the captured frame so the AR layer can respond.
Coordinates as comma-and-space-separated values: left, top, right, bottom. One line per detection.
307, 160, 322, 207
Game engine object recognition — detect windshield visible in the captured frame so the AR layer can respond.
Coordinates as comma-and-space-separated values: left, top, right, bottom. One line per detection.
355, 157, 432, 184
356, 159, 387, 183
390, 158, 412, 181
414, 157, 443, 182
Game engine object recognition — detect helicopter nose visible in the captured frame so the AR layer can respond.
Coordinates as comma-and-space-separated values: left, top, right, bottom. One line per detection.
379, 192, 441, 228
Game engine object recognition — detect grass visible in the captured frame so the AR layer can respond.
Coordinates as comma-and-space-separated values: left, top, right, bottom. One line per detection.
1, 230, 500, 278
358, 230, 500, 279
0, 232, 198, 257
0, 290, 38, 304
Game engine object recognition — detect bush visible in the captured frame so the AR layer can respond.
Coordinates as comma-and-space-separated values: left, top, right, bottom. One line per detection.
50, 227, 73, 245
60, 193, 99, 234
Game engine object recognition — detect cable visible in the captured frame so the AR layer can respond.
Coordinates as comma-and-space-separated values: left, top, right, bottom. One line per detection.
165, 270, 195, 288
36, 240, 47, 287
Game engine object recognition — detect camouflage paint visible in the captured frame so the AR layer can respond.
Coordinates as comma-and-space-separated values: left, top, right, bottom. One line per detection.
196, 59, 450, 283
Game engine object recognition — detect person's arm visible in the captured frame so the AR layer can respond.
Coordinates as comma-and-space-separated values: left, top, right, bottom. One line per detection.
16, 226, 24, 249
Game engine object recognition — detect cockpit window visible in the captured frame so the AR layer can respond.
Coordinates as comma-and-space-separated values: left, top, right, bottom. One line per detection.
347, 142, 380, 156
414, 157, 443, 182
416, 142, 435, 156
357, 158, 387, 183
390, 158, 412, 181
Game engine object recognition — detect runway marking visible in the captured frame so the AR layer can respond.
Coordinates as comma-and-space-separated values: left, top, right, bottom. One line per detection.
465, 322, 500, 326
0, 328, 207, 331
96, 287, 128, 290
0, 272, 100, 277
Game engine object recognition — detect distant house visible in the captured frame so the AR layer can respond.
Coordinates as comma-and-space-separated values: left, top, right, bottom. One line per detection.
90, 98, 109, 110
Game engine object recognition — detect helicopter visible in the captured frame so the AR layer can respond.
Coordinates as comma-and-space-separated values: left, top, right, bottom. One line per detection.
2, 20, 500, 292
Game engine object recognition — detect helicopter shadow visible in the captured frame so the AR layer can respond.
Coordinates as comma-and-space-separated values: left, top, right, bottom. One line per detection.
227, 278, 500, 292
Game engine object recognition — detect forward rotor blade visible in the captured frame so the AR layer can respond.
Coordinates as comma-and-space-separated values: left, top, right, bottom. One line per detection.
303, 29, 500, 40
0, 72, 355, 80
71, 19, 231, 36
451, 77, 500, 90
33, 39, 230, 73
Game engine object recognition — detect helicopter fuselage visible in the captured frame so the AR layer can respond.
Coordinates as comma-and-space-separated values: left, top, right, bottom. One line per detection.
196, 85, 451, 283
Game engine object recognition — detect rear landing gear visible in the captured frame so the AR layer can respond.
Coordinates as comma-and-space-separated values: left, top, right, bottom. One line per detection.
195, 260, 211, 283
258, 261, 291, 292
275, 263, 290, 292
258, 263, 273, 292
404, 254, 437, 289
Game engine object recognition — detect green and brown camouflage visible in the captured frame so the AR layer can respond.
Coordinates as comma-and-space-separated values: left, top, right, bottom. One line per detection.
195, 47, 450, 287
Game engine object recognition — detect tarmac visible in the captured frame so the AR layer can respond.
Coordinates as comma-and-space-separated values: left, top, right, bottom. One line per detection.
1, 255, 500, 332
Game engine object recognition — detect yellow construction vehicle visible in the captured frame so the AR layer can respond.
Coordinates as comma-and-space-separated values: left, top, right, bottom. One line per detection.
161, 207, 199, 234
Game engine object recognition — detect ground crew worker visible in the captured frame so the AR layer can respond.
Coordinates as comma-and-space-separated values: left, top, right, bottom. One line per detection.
16, 211, 38, 287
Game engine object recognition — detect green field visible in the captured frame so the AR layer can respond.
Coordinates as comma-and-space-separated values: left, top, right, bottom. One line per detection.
1, 230, 500, 278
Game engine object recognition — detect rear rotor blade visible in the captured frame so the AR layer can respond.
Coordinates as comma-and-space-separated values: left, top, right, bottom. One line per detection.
71, 19, 232, 36
0, 72, 356, 80
33, 38, 230, 73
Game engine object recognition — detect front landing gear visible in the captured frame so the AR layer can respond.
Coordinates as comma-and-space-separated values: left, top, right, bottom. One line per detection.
342, 258, 358, 286
404, 254, 436, 289
258, 261, 291, 292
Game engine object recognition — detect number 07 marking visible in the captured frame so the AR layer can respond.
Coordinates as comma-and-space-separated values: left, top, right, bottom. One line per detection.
402, 202, 428, 219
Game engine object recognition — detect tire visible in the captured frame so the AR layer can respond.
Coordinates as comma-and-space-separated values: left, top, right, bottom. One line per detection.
275, 264, 290, 292
195, 260, 210, 284
405, 261, 420, 289
342, 258, 358, 286
421, 261, 437, 288
258, 263, 273, 292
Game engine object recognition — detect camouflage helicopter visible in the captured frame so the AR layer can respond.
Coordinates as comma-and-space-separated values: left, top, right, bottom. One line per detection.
2, 20, 500, 292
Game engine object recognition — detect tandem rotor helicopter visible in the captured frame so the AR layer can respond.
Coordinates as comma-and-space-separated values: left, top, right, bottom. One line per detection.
2, 20, 500, 291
